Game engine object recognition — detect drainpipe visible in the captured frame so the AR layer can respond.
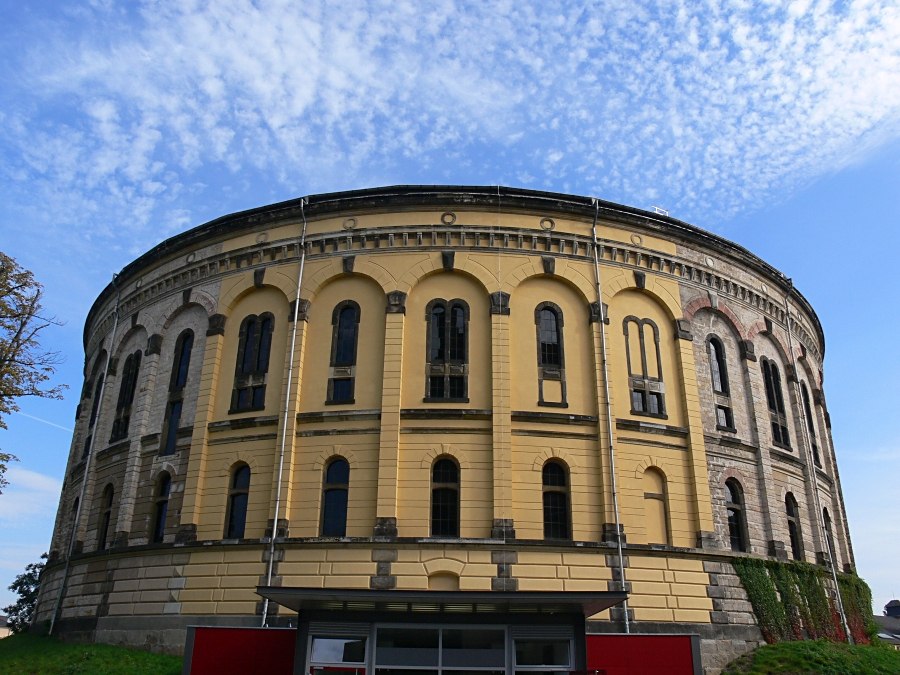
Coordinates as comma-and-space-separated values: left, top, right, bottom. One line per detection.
49, 274, 121, 636
590, 200, 630, 633
782, 280, 851, 643
261, 198, 309, 627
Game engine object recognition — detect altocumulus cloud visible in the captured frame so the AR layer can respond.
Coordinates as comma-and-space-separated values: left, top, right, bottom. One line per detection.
1, 0, 899, 262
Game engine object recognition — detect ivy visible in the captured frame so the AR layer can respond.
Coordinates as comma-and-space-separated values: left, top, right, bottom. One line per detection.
731, 558, 874, 646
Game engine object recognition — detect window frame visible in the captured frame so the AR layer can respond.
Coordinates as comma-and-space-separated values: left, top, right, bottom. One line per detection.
224, 463, 251, 539
161, 329, 194, 455
534, 302, 567, 408
326, 301, 361, 405
643, 468, 671, 545
152, 472, 171, 544
431, 457, 460, 538
98, 484, 114, 550
110, 350, 142, 442
761, 358, 790, 449
542, 460, 571, 540
800, 382, 821, 467
424, 299, 469, 403
707, 335, 736, 432
724, 478, 748, 553
623, 316, 666, 419
321, 457, 350, 537
785, 492, 803, 561
230, 313, 274, 413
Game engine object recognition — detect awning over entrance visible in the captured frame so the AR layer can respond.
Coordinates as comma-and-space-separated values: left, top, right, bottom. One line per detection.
257, 586, 627, 617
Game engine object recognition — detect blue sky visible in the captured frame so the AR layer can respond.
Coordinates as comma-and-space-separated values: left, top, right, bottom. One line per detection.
1, 1, 898, 613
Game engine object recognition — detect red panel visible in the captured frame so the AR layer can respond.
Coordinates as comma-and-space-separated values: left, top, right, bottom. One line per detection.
585, 634, 696, 675
188, 626, 295, 675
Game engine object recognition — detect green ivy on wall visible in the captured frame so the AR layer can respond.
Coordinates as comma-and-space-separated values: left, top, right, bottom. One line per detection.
731, 558, 875, 645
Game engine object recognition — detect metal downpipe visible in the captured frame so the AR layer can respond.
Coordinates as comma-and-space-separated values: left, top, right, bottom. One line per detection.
591, 200, 630, 633
49, 275, 121, 635
782, 281, 852, 643
261, 198, 309, 627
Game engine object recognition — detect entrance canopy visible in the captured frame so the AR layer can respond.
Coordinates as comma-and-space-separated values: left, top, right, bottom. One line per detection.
257, 586, 627, 617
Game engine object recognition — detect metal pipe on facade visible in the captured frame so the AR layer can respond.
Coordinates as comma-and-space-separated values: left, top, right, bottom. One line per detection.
49, 275, 121, 636
261, 199, 310, 627
590, 200, 630, 633
782, 281, 852, 643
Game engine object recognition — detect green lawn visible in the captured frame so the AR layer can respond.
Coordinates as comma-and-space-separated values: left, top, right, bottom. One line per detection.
0, 633, 182, 674
723, 639, 900, 675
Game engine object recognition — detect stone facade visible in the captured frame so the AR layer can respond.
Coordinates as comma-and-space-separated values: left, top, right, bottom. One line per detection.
35, 186, 853, 674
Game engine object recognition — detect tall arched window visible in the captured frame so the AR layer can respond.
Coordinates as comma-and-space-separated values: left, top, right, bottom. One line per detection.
542, 461, 570, 540
785, 492, 803, 561
110, 350, 142, 442
643, 468, 669, 545
725, 479, 748, 552
321, 458, 350, 537
231, 313, 273, 412
535, 303, 567, 406
708, 336, 734, 430
623, 317, 665, 417
800, 383, 820, 467
162, 330, 194, 455
822, 507, 836, 562
431, 458, 460, 537
328, 302, 361, 404
83, 372, 104, 459
98, 484, 114, 550
425, 300, 468, 401
225, 464, 251, 539
761, 358, 790, 448
152, 473, 171, 543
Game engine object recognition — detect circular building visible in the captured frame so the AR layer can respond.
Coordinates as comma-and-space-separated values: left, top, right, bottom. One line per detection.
36, 186, 853, 673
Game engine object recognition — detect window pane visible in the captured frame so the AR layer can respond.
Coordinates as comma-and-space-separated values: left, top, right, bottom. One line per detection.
322, 488, 348, 537
173, 332, 193, 390
449, 305, 466, 362
539, 309, 560, 366
227, 492, 248, 538
311, 636, 367, 664
648, 392, 661, 415
429, 376, 445, 399
631, 389, 645, 412
376, 628, 439, 666
331, 378, 353, 402
429, 306, 446, 362
335, 306, 359, 366
543, 491, 569, 539
252, 385, 266, 408
448, 375, 465, 399
431, 488, 459, 537
542, 463, 566, 487
326, 459, 350, 485
163, 400, 182, 455
514, 639, 570, 667
153, 500, 168, 543
241, 318, 259, 373
727, 507, 743, 552
443, 629, 505, 668
257, 317, 273, 371
432, 459, 458, 484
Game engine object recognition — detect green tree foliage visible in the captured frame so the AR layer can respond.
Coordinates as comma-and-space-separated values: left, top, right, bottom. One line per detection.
0, 251, 65, 493
2, 553, 47, 633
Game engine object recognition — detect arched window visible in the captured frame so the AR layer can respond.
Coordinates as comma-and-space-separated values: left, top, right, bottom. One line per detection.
801, 383, 820, 467
110, 350, 142, 442
231, 313, 274, 412
643, 468, 669, 545
761, 358, 790, 448
225, 464, 251, 539
152, 473, 171, 543
822, 507, 836, 562
708, 336, 734, 430
328, 302, 361, 404
83, 373, 104, 459
535, 303, 567, 406
431, 458, 460, 537
162, 330, 194, 455
321, 458, 350, 537
542, 461, 570, 540
623, 317, 665, 417
425, 300, 468, 401
98, 484, 114, 550
725, 479, 748, 552
785, 493, 803, 561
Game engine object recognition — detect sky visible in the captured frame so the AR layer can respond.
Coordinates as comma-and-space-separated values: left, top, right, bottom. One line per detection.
0, 0, 898, 614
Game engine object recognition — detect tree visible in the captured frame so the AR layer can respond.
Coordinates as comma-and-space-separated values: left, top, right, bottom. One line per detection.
2, 553, 47, 633
0, 251, 65, 493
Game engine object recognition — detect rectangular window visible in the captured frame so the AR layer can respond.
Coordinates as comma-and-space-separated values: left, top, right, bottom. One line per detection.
329, 378, 354, 404
716, 404, 734, 430
161, 400, 183, 455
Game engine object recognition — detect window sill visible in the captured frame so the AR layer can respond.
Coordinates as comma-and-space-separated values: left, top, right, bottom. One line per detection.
538, 401, 568, 408
325, 399, 355, 406
716, 424, 737, 433
773, 442, 793, 452
423, 397, 470, 404
228, 405, 266, 415
629, 410, 668, 420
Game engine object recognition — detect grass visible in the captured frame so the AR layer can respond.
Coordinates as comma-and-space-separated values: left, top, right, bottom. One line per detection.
0, 633, 182, 674
723, 639, 900, 675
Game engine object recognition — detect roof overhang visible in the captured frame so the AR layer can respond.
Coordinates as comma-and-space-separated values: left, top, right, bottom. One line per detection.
257, 586, 627, 617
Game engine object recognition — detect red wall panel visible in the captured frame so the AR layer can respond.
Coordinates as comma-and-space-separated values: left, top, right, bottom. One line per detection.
585, 634, 698, 675
186, 626, 295, 675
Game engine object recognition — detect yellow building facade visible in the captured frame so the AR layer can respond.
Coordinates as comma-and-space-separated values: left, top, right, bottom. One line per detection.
35, 186, 852, 673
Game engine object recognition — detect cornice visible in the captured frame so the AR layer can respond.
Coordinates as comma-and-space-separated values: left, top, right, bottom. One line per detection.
83, 186, 825, 359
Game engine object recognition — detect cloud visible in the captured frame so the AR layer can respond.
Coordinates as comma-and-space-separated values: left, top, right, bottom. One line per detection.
0, 467, 62, 524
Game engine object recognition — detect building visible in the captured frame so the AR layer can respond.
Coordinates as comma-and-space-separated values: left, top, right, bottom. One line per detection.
35, 186, 853, 673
